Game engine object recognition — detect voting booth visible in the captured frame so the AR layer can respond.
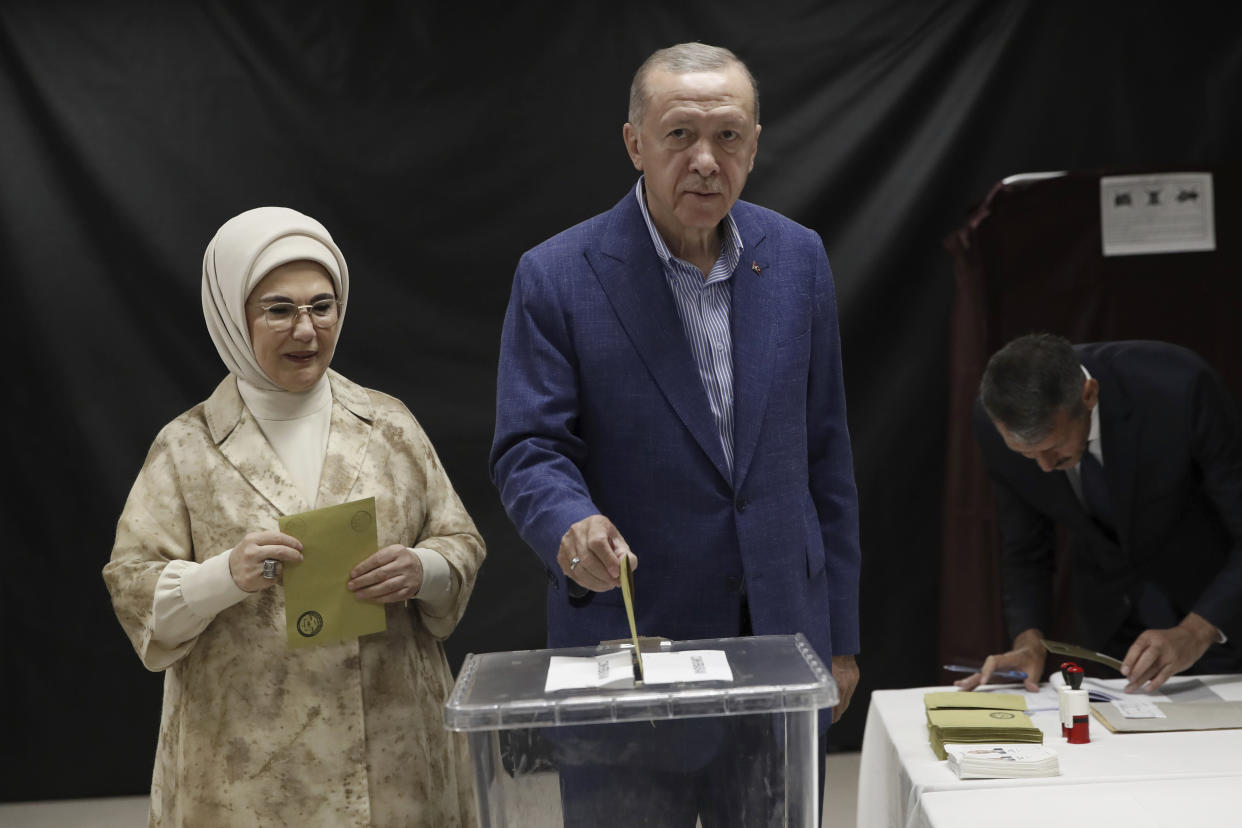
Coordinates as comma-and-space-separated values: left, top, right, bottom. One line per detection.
940, 166, 1242, 669
444, 633, 838, 827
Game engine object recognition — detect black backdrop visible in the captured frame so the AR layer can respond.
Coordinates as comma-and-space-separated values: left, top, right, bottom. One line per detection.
3, 0, 1241, 801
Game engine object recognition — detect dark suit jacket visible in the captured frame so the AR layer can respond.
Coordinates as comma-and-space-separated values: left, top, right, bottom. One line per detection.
974, 340, 1242, 654
489, 186, 861, 674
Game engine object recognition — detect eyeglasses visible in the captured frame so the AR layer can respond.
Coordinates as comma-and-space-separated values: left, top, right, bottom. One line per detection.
253, 299, 341, 332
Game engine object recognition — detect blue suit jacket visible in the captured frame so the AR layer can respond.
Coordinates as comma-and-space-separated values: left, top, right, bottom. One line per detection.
490, 188, 861, 672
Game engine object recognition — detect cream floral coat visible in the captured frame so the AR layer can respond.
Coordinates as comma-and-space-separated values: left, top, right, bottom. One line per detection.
104, 371, 485, 827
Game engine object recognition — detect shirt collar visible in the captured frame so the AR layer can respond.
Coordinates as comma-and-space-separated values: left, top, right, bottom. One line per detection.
633, 176, 742, 269
1082, 364, 1103, 462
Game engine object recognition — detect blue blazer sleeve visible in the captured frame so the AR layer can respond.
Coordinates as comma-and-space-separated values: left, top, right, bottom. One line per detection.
805, 232, 862, 655
489, 248, 600, 570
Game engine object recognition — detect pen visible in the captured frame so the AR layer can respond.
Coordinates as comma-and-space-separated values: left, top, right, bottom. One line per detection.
942, 664, 1028, 681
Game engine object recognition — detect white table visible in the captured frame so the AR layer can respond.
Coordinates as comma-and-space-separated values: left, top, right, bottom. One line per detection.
915, 776, 1237, 827
856, 676, 1242, 828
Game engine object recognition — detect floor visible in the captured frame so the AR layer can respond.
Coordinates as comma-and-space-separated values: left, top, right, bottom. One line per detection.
0, 750, 861, 827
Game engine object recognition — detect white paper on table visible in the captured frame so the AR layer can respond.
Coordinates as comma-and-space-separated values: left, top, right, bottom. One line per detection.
1049, 673, 1233, 705
544, 651, 635, 692
1112, 699, 1167, 719
976, 681, 1059, 713
640, 650, 733, 685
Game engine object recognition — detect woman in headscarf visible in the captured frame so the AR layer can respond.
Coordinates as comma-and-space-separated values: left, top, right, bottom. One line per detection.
104, 206, 485, 827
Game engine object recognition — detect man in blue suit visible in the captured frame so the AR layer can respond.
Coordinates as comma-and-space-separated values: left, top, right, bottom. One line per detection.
489, 44, 861, 821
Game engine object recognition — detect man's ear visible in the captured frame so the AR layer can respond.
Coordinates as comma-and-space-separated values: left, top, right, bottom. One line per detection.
1082, 377, 1100, 411
623, 123, 643, 171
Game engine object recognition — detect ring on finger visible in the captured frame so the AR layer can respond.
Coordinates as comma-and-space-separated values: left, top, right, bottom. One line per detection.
262, 559, 278, 580
569, 555, 582, 571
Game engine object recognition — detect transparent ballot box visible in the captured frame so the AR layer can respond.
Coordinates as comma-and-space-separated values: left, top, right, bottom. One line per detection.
444, 633, 838, 827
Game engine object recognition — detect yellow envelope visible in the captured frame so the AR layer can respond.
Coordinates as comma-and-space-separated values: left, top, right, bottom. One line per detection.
619, 554, 643, 679
279, 497, 387, 648
924, 692, 1028, 712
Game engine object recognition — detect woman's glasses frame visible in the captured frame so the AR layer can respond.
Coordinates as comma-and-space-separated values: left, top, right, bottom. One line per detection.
252, 299, 341, 332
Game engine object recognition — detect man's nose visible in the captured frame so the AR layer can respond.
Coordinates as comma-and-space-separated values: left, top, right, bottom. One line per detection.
689, 140, 719, 176
1034, 451, 1059, 472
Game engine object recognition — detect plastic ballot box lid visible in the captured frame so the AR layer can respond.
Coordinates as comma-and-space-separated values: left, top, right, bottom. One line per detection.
444, 633, 838, 731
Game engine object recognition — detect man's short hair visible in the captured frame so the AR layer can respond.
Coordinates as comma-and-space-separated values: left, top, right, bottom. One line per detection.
979, 333, 1087, 443
628, 42, 759, 126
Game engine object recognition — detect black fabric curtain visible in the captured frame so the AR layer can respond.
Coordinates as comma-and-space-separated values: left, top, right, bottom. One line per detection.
3, 0, 1241, 800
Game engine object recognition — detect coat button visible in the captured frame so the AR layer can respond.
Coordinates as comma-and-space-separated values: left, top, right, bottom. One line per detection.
724, 576, 741, 592
735, 497, 748, 513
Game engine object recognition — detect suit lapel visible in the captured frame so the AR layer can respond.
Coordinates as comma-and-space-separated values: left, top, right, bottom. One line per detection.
206, 377, 311, 516
316, 371, 375, 508
728, 210, 773, 487
589, 195, 731, 482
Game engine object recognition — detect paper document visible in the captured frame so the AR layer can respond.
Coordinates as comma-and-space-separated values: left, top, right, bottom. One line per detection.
279, 497, 386, 648
1041, 638, 1124, 672
1053, 674, 1240, 704
1079, 675, 1242, 732
544, 652, 635, 692
944, 743, 1059, 779
1100, 172, 1215, 256
1092, 700, 1242, 733
640, 650, 733, 685
1111, 699, 1166, 719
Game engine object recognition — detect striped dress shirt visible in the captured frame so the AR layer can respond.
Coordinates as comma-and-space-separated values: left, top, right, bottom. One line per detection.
634, 179, 742, 474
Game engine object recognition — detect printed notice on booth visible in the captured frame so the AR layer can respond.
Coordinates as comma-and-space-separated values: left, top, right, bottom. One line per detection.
1100, 172, 1215, 256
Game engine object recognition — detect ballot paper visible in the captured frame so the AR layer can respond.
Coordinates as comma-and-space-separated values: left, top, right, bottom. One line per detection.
542, 649, 734, 692
944, 743, 1060, 779
279, 497, 386, 649
640, 650, 733, 685
544, 652, 636, 692
1111, 699, 1166, 719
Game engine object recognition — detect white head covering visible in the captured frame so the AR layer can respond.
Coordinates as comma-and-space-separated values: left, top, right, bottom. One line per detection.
201, 206, 349, 391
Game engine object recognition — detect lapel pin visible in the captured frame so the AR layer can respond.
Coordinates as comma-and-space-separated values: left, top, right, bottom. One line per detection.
751, 261, 762, 275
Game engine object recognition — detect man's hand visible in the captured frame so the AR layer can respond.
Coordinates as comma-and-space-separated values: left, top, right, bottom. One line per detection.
1121, 612, 1218, 692
559, 514, 636, 592
831, 655, 860, 722
954, 628, 1045, 692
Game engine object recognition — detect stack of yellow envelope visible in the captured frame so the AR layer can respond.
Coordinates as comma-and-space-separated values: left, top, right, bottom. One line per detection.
924, 692, 1043, 760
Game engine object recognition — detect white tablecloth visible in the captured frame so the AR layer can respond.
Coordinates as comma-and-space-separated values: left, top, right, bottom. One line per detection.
856, 676, 1242, 828
917, 775, 1238, 828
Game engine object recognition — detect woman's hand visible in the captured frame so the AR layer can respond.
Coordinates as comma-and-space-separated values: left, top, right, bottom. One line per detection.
229, 530, 304, 592
348, 544, 424, 603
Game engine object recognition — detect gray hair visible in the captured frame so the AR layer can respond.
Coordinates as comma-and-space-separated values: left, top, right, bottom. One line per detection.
979, 333, 1087, 443
628, 42, 759, 126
